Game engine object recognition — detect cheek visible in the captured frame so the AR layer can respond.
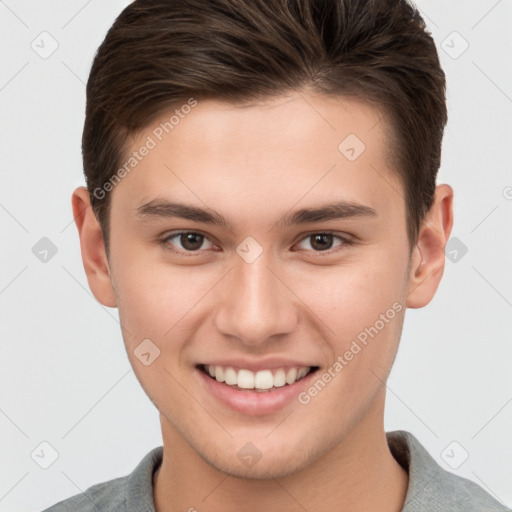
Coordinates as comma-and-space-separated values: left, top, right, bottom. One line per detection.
292, 260, 407, 419
112, 249, 219, 345
298, 255, 407, 334
290, 246, 409, 392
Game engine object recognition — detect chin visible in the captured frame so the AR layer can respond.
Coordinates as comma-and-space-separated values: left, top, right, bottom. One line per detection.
209, 451, 310, 480
195, 434, 323, 480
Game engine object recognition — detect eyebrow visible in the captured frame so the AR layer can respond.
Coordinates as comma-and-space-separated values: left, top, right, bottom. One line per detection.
136, 199, 377, 230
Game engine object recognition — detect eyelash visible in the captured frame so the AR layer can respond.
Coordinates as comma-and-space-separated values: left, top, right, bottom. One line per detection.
160, 230, 354, 257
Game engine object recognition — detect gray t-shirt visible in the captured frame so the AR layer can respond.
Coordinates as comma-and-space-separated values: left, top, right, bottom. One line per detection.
41, 430, 509, 511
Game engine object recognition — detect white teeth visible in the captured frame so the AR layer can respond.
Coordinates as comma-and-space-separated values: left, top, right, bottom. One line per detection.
237, 369, 255, 389
273, 369, 286, 387
215, 366, 225, 383
254, 370, 273, 390
224, 367, 238, 386
297, 367, 309, 379
205, 365, 311, 390
285, 368, 298, 385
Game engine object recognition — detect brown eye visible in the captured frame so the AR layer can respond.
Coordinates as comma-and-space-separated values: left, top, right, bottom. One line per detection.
179, 232, 205, 251
310, 233, 334, 251
296, 232, 350, 253
163, 231, 214, 253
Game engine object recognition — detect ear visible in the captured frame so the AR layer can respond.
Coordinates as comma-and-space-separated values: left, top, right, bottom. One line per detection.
406, 184, 454, 309
72, 187, 117, 308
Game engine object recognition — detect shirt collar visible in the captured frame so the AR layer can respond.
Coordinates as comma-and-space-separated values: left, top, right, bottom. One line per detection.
124, 430, 504, 511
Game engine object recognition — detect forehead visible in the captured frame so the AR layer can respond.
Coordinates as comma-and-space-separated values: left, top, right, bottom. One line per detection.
112, 92, 402, 225
159, 93, 387, 166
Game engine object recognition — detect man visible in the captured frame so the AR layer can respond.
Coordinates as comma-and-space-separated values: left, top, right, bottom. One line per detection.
43, 0, 509, 510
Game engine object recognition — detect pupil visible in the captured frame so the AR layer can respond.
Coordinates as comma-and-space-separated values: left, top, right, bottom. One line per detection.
181, 233, 203, 250
312, 234, 332, 251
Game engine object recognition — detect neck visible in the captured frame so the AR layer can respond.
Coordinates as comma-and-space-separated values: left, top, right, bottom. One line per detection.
153, 391, 408, 512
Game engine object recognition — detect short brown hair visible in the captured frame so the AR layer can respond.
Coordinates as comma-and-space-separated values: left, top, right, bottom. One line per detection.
83, 0, 447, 254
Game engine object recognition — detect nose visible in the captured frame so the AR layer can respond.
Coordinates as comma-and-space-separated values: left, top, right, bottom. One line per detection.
213, 248, 298, 347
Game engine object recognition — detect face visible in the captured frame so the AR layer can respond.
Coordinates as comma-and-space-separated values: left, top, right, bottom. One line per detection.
106, 92, 413, 478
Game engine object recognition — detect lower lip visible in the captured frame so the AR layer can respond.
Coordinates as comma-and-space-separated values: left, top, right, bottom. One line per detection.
197, 368, 316, 416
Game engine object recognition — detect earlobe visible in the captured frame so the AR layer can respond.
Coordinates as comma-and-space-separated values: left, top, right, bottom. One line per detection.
406, 184, 454, 309
72, 187, 117, 308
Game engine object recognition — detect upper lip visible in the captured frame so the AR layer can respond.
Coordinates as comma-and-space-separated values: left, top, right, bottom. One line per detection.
199, 358, 318, 372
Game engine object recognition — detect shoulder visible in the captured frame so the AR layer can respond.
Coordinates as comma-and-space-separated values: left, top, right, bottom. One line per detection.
40, 476, 127, 512
386, 430, 510, 512
430, 466, 509, 511
40, 446, 163, 512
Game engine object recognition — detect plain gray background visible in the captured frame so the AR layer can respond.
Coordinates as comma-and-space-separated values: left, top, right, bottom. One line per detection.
1, 1, 511, 510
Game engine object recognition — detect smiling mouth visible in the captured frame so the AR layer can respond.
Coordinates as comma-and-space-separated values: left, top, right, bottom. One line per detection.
199, 364, 319, 392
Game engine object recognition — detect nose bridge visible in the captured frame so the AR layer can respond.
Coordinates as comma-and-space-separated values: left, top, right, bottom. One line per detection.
214, 245, 296, 345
